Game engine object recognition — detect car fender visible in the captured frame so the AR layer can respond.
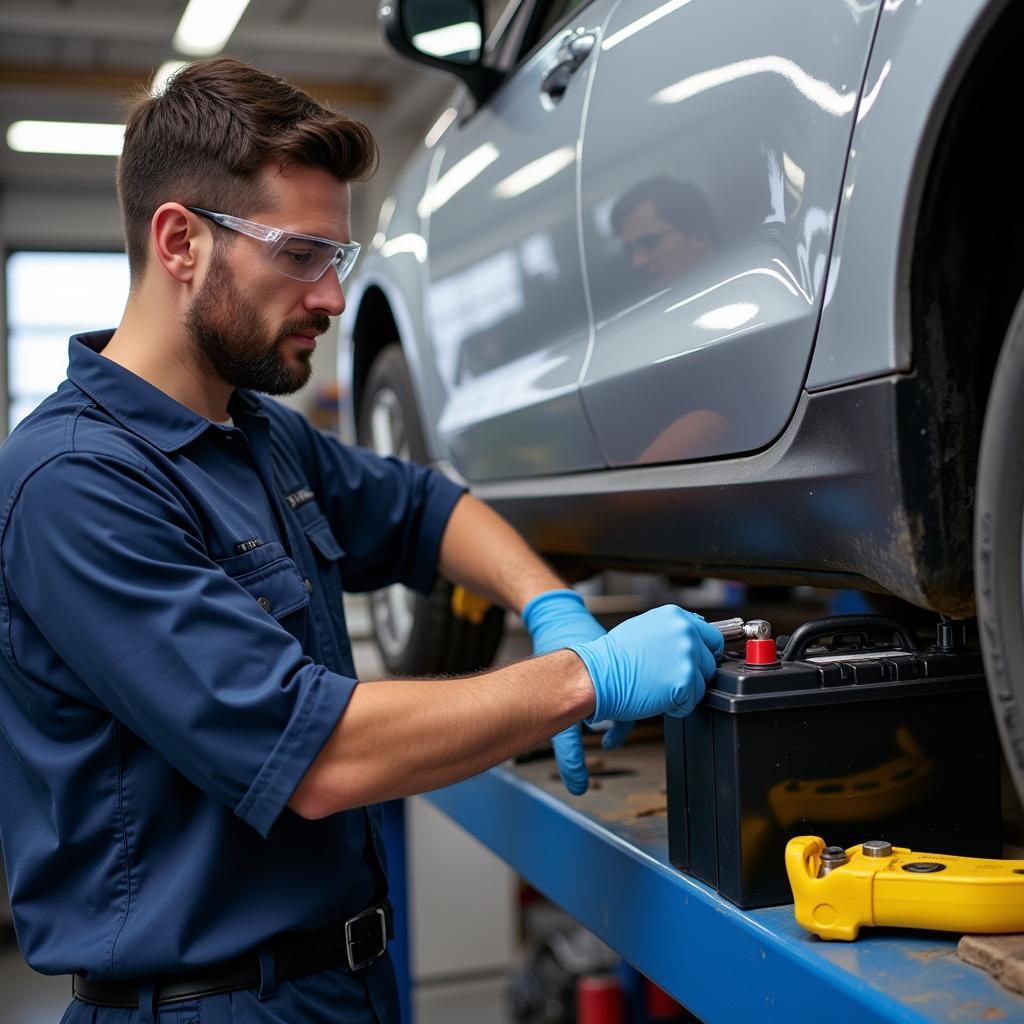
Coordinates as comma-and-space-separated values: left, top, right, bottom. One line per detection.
343, 142, 452, 462
808, 0, 1011, 389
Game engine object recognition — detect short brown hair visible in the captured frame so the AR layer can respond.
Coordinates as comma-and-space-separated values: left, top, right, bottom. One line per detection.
117, 56, 378, 277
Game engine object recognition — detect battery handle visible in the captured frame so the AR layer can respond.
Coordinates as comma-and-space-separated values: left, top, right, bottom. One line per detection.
780, 614, 919, 662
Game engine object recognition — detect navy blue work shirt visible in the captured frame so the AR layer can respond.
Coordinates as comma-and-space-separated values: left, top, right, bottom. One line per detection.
0, 331, 464, 991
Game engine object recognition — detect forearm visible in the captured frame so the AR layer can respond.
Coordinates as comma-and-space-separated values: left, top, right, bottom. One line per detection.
289, 649, 595, 818
437, 493, 564, 614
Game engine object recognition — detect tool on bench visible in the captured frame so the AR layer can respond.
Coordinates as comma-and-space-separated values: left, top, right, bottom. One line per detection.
786, 836, 1024, 940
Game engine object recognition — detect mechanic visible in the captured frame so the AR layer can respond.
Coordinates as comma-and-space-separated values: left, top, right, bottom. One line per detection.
0, 58, 723, 1024
611, 175, 716, 289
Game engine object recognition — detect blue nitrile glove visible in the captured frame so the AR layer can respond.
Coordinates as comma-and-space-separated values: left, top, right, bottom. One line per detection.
569, 605, 724, 723
522, 589, 634, 796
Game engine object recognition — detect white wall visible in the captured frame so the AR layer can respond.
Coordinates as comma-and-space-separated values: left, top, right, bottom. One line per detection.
1, 186, 124, 251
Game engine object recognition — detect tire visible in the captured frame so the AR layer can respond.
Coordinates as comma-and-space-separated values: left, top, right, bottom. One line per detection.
357, 344, 505, 675
975, 292, 1024, 807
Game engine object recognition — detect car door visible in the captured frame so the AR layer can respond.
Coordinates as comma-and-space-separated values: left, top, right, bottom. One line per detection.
577, 0, 883, 466
423, 0, 614, 481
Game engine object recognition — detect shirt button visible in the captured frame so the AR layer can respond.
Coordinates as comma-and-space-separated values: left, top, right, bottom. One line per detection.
304, 578, 314, 594
257, 597, 272, 613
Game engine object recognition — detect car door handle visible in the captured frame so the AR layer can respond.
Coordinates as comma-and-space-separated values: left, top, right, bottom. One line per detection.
540, 29, 597, 103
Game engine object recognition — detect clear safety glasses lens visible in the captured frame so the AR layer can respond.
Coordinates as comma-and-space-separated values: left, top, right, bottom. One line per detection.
269, 234, 361, 283
186, 207, 360, 284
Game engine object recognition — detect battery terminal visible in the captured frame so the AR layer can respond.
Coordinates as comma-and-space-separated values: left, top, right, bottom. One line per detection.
710, 617, 772, 642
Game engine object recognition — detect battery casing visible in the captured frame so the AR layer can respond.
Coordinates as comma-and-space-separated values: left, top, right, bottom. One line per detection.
664, 639, 1002, 909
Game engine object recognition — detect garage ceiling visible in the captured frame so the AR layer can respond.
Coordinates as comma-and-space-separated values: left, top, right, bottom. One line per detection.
0, 0, 464, 190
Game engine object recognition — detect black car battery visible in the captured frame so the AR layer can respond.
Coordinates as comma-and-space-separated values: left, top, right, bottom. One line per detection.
664, 615, 1002, 909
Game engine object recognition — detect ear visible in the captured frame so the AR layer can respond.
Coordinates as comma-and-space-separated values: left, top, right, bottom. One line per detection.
150, 203, 207, 284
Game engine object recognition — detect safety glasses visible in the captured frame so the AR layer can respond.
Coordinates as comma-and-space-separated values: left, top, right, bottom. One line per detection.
186, 206, 361, 283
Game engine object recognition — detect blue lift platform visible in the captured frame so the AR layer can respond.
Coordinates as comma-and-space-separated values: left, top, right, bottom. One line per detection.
423, 743, 1024, 1024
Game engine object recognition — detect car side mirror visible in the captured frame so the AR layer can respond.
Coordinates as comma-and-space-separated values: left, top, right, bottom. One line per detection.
378, 0, 502, 105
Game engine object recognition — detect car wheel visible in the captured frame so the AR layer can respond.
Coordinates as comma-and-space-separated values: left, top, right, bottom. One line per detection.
975, 292, 1024, 806
357, 344, 505, 675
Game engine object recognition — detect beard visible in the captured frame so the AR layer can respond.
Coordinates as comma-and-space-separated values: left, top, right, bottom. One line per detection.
184, 250, 329, 396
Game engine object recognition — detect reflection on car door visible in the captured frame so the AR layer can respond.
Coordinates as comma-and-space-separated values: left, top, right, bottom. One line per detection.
424, 0, 616, 482
578, 0, 883, 466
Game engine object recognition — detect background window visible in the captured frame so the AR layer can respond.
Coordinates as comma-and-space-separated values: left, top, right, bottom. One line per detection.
5, 252, 130, 434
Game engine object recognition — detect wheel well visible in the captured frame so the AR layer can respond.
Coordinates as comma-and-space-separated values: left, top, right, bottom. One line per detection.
904, 0, 1024, 614
350, 285, 401, 428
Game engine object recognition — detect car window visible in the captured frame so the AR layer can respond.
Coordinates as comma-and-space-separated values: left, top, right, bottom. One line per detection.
466, 0, 595, 114
513, 0, 595, 65
531, 0, 593, 45
484, 0, 517, 36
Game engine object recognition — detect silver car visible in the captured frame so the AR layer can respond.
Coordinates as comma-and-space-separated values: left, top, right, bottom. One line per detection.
345, 0, 1024, 801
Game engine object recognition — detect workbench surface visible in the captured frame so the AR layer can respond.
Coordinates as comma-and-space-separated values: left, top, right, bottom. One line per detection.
426, 742, 1024, 1024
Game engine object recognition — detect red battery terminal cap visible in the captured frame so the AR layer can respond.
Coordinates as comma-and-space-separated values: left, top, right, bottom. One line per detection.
744, 637, 780, 667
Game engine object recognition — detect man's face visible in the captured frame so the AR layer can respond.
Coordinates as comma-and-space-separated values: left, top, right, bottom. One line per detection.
185, 165, 351, 396
619, 198, 706, 288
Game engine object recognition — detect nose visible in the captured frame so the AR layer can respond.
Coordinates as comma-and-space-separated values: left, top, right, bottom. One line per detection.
305, 269, 346, 316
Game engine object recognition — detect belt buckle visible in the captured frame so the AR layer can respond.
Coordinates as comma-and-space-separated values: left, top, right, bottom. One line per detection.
344, 906, 388, 971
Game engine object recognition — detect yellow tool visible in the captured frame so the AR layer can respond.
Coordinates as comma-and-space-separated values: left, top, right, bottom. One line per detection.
450, 586, 492, 624
786, 836, 1024, 940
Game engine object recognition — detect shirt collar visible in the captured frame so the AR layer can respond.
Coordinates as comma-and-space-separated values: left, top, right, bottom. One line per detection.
67, 330, 266, 453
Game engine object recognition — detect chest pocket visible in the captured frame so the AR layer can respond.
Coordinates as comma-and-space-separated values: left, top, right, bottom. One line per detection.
293, 510, 349, 670
216, 542, 310, 634
284, 491, 345, 612
303, 515, 344, 566
301, 514, 346, 615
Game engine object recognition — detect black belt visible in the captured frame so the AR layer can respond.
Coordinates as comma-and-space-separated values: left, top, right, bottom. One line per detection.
72, 900, 393, 1008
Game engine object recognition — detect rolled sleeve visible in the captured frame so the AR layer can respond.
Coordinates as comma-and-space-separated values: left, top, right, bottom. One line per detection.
235, 662, 354, 837
2, 451, 351, 833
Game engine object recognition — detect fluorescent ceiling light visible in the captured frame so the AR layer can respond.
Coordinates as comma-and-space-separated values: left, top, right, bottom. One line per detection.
424, 107, 457, 148
411, 22, 480, 58
653, 56, 856, 117
857, 59, 891, 123
694, 302, 760, 332
173, 0, 251, 56
493, 146, 575, 199
152, 60, 190, 95
380, 233, 428, 263
782, 152, 805, 194
603, 0, 697, 51
7, 120, 125, 156
418, 143, 499, 217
